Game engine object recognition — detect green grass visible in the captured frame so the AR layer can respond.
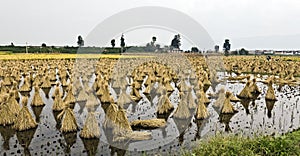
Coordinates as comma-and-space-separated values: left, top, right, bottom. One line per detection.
0, 51, 12, 55
183, 131, 300, 156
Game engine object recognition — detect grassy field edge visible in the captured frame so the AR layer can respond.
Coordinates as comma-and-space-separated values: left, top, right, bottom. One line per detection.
182, 130, 300, 156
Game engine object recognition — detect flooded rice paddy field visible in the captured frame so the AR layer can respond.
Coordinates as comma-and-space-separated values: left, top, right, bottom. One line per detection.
0, 72, 300, 156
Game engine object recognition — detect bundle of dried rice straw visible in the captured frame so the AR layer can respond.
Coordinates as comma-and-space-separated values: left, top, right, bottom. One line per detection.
265, 80, 277, 101
238, 81, 253, 99
7, 91, 21, 115
103, 103, 119, 129
221, 92, 236, 114
0, 94, 16, 126
173, 92, 191, 119
52, 90, 64, 111
31, 85, 44, 106
157, 89, 174, 115
58, 104, 78, 133
187, 87, 196, 110
14, 96, 37, 131
195, 93, 209, 120
64, 85, 76, 104
52, 83, 63, 98
80, 107, 100, 139
117, 87, 132, 108
249, 78, 261, 94
130, 119, 166, 129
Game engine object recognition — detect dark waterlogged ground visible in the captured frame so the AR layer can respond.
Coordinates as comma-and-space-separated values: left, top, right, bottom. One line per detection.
0, 73, 300, 156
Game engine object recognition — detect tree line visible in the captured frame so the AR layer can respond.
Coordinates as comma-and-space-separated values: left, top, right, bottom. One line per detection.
2, 35, 249, 55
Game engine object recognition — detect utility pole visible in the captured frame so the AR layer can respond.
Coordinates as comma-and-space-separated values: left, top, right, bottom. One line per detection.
26, 42, 28, 53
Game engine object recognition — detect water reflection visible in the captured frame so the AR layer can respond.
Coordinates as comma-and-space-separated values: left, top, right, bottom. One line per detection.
240, 99, 251, 115
81, 138, 99, 156
193, 119, 208, 141
53, 111, 62, 130
0, 126, 15, 150
41, 88, 51, 99
77, 101, 87, 115
32, 106, 44, 123
109, 145, 127, 156
266, 100, 276, 118
1, 65, 299, 155
219, 113, 236, 132
173, 117, 192, 145
62, 132, 77, 154
16, 127, 37, 155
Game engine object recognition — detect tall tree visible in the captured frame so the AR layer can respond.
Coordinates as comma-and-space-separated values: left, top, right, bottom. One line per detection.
41, 43, 47, 48
223, 39, 231, 56
120, 34, 125, 48
171, 34, 181, 50
239, 48, 249, 55
146, 36, 158, 52
77, 35, 84, 47
215, 45, 220, 52
151, 36, 156, 46
111, 39, 115, 48
191, 47, 199, 53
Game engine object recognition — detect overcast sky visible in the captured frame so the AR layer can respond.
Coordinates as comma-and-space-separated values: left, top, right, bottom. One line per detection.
1, 0, 300, 50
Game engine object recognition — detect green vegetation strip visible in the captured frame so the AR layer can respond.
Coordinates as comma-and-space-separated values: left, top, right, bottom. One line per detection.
0, 51, 12, 55
183, 131, 300, 156
0, 53, 154, 60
